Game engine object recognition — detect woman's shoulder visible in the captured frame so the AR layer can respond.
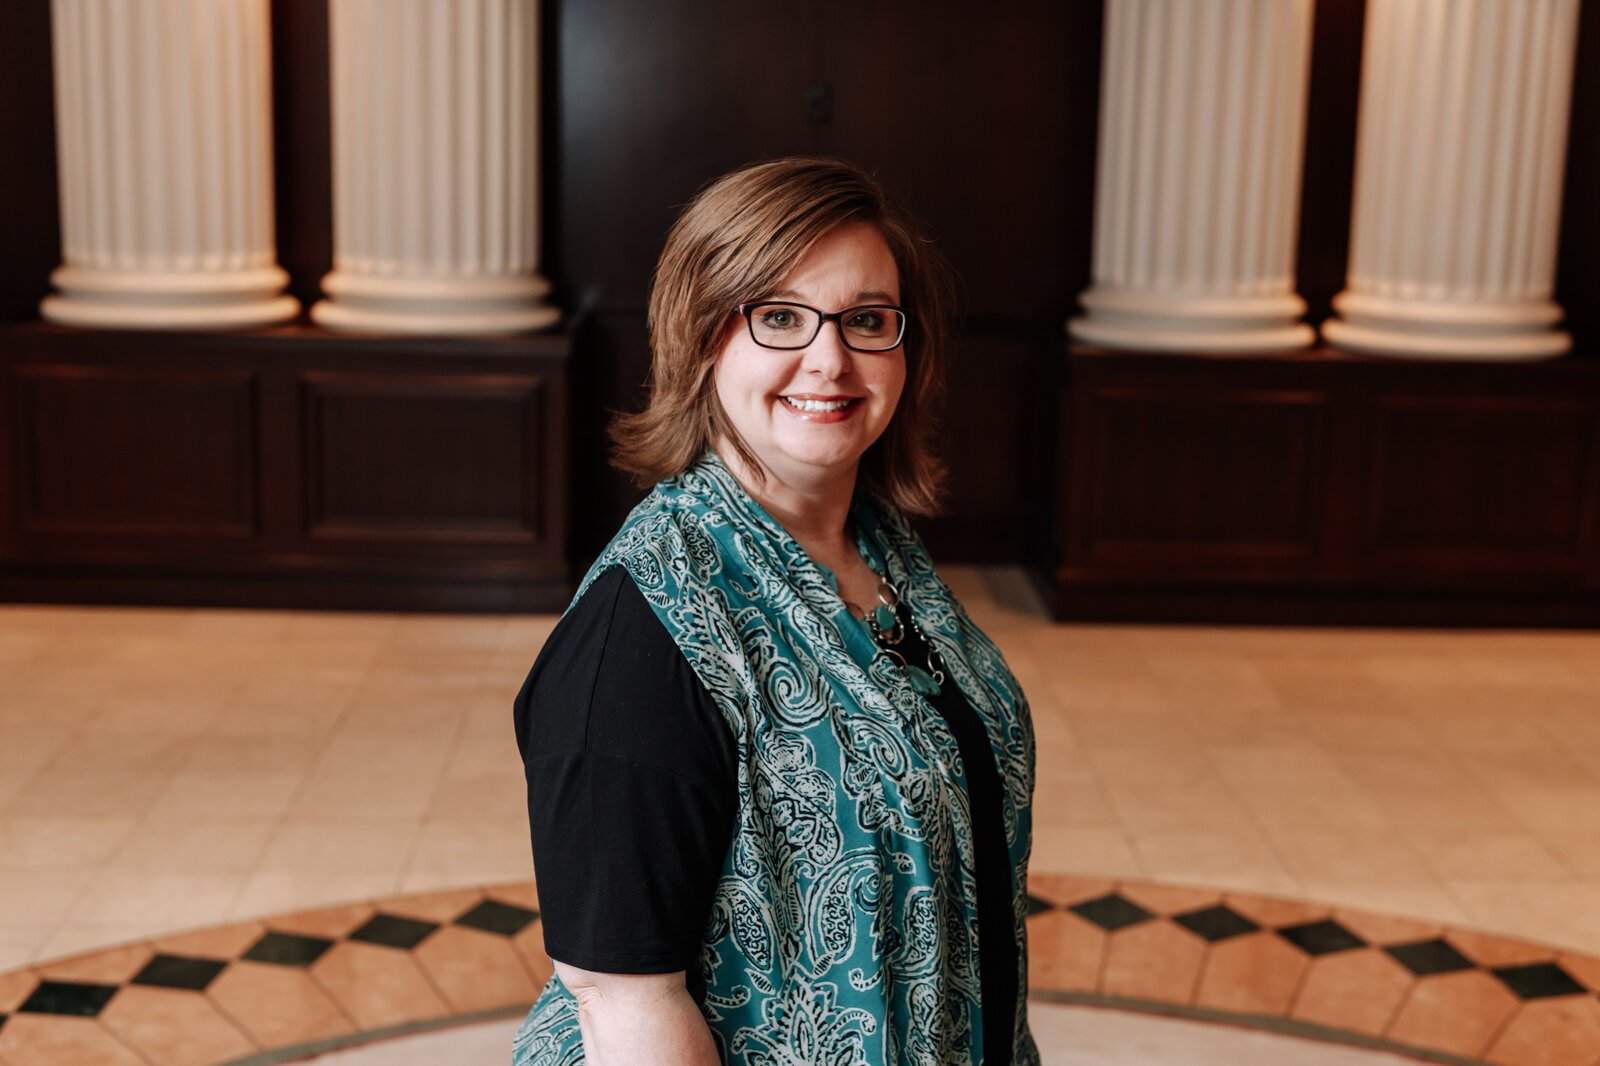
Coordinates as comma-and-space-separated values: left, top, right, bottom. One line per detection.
517, 562, 735, 769
578, 485, 747, 608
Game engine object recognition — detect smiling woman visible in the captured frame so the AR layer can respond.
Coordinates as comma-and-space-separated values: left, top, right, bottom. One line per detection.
714, 223, 907, 509
510, 158, 1039, 1065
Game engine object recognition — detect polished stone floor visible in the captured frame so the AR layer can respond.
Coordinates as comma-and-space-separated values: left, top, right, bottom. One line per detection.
2, 567, 1598, 1063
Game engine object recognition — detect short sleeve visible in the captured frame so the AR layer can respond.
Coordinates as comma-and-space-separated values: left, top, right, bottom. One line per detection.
512, 566, 738, 974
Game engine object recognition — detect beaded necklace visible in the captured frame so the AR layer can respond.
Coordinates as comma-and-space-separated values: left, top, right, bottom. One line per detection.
845, 528, 946, 697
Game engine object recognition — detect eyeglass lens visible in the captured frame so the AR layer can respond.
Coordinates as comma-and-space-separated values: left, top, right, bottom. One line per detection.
746, 303, 905, 351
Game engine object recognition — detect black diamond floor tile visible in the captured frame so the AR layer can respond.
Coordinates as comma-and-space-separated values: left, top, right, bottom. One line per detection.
1174, 904, 1261, 943
456, 899, 539, 937
1025, 894, 1054, 917
351, 913, 440, 950
1276, 919, 1367, 957
1384, 938, 1476, 977
131, 953, 229, 992
1491, 962, 1588, 1000
243, 930, 335, 968
1068, 893, 1155, 933
18, 980, 119, 1018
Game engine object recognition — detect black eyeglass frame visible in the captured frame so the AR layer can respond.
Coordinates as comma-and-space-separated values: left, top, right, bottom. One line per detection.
735, 301, 911, 353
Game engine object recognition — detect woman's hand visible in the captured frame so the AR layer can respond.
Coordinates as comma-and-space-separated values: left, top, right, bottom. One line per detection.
552, 961, 721, 1065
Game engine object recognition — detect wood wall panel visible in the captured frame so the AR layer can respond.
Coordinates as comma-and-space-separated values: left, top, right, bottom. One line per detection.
303, 372, 551, 544
0, 2, 60, 323
1084, 387, 1330, 562
818, 3, 1100, 320
0, 324, 572, 612
1364, 396, 1595, 571
12, 365, 258, 539
918, 326, 1046, 560
1044, 347, 1600, 626
269, 0, 334, 311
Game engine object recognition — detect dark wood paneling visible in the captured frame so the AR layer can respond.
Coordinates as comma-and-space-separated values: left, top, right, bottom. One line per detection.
569, 314, 652, 553
556, 1, 820, 313
13, 364, 258, 538
271, 0, 333, 311
819, 4, 1101, 320
0, 323, 572, 612
1042, 346, 1600, 626
1556, 0, 1600, 352
1295, 0, 1365, 327
920, 325, 1054, 560
303, 371, 551, 543
1364, 395, 1595, 572
0, 1, 60, 323
1084, 387, 1330, 561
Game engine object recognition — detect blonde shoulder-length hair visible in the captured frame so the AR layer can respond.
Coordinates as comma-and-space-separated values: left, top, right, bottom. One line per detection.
609, 156, 956, 517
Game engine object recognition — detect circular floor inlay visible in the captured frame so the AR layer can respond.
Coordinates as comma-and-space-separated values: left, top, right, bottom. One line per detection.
297, 1003, 1438, 1065
3, 878, 1597, 1065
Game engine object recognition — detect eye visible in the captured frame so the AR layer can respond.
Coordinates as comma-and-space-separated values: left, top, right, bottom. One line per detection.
758, 307, 802, 330
845, 309, 887, 331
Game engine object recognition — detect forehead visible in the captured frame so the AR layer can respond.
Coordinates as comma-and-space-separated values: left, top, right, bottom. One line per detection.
771, 222, 900, 303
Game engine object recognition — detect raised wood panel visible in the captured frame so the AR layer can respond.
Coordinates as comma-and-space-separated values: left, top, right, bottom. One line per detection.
1067, 375, 1335, 573
1044, 347, 1600, 626
12, 364, 257, 539
1364, 395, 1596, 574
0, 323, 572, 612
302, 372, 551, 545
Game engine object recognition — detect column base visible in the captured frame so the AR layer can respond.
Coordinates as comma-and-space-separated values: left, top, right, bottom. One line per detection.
1324, 291, 1571, 361
1068, 286, 1314, 354
313, 271, 561, 336
41, 264, 300, 331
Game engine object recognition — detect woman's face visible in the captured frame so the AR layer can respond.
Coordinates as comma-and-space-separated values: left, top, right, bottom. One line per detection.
714, 222, 906, 491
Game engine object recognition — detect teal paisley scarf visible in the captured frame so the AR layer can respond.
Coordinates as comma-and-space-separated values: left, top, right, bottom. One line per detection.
511, 452, 1039, 1065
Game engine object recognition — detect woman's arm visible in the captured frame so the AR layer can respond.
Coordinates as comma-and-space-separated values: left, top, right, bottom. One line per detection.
553, 961, 721, 1066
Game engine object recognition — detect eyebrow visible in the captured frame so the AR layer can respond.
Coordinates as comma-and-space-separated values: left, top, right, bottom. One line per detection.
768, 289, 899, 304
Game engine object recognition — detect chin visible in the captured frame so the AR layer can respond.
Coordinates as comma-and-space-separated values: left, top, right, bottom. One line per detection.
777, 443, 865, 477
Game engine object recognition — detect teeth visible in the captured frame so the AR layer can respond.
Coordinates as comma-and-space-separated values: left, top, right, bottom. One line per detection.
783, 397, 853, 413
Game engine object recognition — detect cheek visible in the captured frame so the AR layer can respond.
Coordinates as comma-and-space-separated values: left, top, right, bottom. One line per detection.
712, 344, 777, 414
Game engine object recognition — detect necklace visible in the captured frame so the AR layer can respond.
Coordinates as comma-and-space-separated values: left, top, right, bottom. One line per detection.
845, 532, 946, 698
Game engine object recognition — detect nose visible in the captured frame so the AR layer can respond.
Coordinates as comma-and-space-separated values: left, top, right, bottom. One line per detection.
800, 320, 852, 379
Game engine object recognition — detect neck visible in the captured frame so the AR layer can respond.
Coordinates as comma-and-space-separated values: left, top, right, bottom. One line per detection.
716, 443, 857, 551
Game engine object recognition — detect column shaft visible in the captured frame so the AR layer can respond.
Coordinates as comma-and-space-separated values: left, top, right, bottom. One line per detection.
1071, 0, 1316, 353
1325, 0, 1580, 360
43, 0, 298, 330
313, 0, 558, 335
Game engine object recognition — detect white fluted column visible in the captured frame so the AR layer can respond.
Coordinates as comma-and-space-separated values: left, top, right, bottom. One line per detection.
313, 0, 559, 335
1070, 0, 1316, 353
42, 0, 298, 331
1324, 0, 1579, 361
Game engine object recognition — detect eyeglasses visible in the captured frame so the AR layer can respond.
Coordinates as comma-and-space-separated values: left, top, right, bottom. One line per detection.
736, 301, 910, 353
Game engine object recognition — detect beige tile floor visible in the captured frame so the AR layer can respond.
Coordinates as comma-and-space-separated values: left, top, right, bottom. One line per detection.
2, 568, 1598, 974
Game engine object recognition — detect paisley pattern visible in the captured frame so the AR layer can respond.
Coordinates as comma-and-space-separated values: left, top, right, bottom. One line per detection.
511, 453, 1039, 1065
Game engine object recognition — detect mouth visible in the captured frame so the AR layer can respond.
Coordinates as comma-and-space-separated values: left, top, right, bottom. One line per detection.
780, 395, 861, 414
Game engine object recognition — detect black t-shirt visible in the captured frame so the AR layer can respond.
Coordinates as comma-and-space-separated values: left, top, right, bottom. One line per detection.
514, 566, 1016, 1060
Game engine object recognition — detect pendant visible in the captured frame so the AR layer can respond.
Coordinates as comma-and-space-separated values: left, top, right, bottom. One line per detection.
905, 664, 943, 697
